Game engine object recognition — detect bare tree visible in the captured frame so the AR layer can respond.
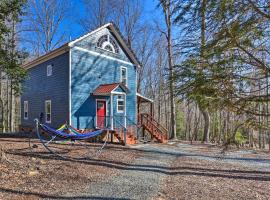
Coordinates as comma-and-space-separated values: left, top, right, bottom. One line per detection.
79, 0, 114, 31
159, 0, 177, 139
25, 0, 69, 56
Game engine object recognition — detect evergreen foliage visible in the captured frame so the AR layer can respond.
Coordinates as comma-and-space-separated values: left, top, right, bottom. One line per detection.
173, 0, 270, 143
0, 0, 27, 94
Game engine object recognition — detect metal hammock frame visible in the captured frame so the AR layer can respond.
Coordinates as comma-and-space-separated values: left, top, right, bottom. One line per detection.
30, 119, 109, 160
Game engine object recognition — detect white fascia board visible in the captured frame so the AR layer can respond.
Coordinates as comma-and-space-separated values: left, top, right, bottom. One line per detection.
136, 93, 154, 103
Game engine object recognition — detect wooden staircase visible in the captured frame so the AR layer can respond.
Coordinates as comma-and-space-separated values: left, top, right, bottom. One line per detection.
111, 130, 137, 145
138, 113, 168, 143
105, 113, 168, 145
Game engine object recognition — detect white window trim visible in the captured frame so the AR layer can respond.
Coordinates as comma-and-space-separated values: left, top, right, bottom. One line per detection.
102, 41, 115, 53
24, 101, 28, 120
96, 34, 119, 54
47, 64, 52, 76
116, 95, 125, 113
45, 100, 51, 123
120, 66, 128, 86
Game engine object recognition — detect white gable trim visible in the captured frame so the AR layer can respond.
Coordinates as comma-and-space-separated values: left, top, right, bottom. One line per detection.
73, 46, 134, 66
68, 23, 140, 67
109, 25, 140, 67
69, 23, 112, 47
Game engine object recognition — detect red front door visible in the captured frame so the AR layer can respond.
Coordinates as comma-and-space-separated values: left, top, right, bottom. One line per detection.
96, 100, 106, 128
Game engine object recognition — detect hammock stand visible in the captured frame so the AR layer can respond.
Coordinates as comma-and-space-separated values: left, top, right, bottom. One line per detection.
32, 119, 109, 160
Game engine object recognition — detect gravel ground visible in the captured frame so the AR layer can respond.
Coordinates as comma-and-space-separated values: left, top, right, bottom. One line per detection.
0, 138, 141, 200
154, 142, 270, 200
1, 138, 270, 200
171, 142, 270, 171
65, 144, 175, 200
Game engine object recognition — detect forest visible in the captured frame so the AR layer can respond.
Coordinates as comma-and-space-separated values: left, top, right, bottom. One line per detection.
0, 0, 270, 150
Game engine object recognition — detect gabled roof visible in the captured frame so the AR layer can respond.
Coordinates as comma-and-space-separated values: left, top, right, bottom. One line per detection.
93, 83, 129, 95
22, 23, 140, 69
22, 44, 69, 69
69, 22, 141, 67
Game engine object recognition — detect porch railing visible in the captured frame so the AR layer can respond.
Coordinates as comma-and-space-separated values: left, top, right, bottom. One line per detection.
94, 115, 138, 145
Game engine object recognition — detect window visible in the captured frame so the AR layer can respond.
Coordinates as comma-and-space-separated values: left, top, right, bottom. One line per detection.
45, 100, 51, 123
109, 36, 119, 53
24, 101, 28, 120
117, 95, 125, 113
104, 44, 113, 52
47, 65, 52, 76
120, 67, 127, 86
97, 34, 119, 54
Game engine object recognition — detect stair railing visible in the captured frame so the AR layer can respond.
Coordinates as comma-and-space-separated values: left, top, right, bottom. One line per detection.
139, 113, 168, 140
112, 116, 127, 145
125, 116, 141, 140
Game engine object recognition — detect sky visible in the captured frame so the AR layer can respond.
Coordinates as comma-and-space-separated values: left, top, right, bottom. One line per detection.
60, 0, 163, 42
19, 0, 165, 56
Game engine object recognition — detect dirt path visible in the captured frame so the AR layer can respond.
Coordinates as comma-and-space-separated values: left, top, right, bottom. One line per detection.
64, 144, 176, 200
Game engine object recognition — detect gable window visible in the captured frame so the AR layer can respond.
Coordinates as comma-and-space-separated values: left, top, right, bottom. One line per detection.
104, 44, 113, 52
24, 101, 28, 120
97, 34, 119, 54
47, 65, 52, 76
120, 67, 127, 86
117, 95, 125, 113
45, 100, 51, 123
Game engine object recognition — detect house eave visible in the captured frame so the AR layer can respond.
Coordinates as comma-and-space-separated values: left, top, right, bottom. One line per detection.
92, 92, 111, 96
136, 93, 153, 103
22, 44, 70, 70
108, 24, 141, 67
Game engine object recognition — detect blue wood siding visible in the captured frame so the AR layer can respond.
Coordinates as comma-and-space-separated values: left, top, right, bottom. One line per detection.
21, 52, 70, 128
70, 47, 137, 129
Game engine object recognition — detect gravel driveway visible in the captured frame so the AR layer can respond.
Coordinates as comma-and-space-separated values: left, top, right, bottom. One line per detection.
64, 144, 175, 200
63, 142, 270, 200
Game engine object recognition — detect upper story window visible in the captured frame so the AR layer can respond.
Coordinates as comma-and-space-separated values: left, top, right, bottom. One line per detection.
47, 65, 52, 76
120, 67, 127, 86
97, 34, 119, 54
24, 101, 28, 120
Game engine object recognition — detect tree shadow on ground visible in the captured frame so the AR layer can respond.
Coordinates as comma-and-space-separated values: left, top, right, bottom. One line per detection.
7, 145, 270, 182
3, 138, 270, 163
0, 187, 129, 200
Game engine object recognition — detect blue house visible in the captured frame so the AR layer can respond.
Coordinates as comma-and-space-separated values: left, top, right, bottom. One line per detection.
21, 23, 167, 144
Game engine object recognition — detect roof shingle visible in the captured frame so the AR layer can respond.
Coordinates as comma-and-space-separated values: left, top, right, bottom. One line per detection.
93, 83, 120, 94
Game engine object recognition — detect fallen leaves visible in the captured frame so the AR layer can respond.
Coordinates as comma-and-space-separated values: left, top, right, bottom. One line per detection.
0, 137, 141, 199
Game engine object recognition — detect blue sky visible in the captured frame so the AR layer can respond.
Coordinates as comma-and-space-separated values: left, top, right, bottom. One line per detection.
20, 0, 165, 54
62, 0, 163, 41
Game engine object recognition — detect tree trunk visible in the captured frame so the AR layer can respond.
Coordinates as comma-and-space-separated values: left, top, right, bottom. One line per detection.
201, 109, 210, 143
165, 0, 177, 139
200, 0, 209, 143
193, 104, 199, 141
9, 83, 12, 132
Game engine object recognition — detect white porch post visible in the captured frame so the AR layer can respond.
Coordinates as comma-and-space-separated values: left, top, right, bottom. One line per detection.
124, 93, 126, 128
110, 93, 113, 130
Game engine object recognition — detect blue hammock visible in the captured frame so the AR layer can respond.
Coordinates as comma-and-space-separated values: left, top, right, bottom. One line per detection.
40, 124, 105, 140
